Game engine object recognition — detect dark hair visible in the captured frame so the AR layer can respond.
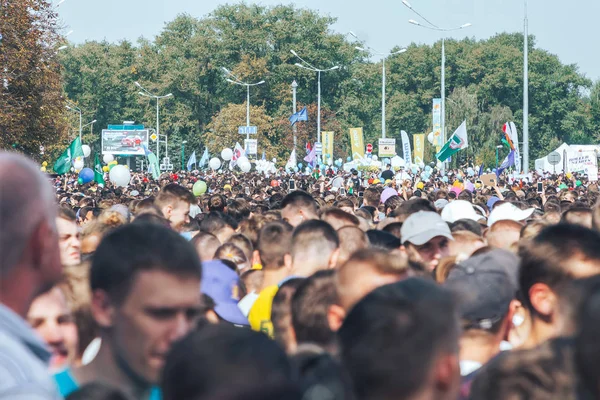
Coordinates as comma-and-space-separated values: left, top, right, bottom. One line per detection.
291, 270, 338, 350
281, 190, 318, 215
154, 183, 195, 208
58, 206, 77, 222
258, 221, 293, 270
272, 278, 305, 353
382, 221, 403, 239
226, 199, 251, 223
161, 324, 293, 400
209, 194, 227, 212
338, 278, 459, 400
390, 198, 436, 220
366, 230, 401, 250
363, 187, 380, 206
90, 222, 202, 304
199, 211, 238, 234
450, 218, 483, 236
66, 383, 131, 400
575, 277, 600, 398
384, 195, 403, 216
519, 224, 600, 315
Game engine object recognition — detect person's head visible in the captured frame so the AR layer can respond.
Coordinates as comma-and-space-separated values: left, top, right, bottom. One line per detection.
561, 206, 593, 228
239, 269, 263, 297
214, 243, 250, 273
519, 224, 600, 346
77, 206, 102, 227
27, 286, 79, 371
336, 226, 369, 266
199, 211, 238, 244
339, 278, 461, 400
257, 221, 294, 271
390, 198, 436, 222
449, 218, 483, 236
281, 190, 319, 227
161, 324, 293, 400
320, 207, 359, 230
154, 183, 195, 231
381, 221, 403, 239
190, 231, 221, 262
336, 248, 410, 314
226, 233, 253, 265
401, 211, 453, 272
362, 187, 380, 208
366, 229, 401, 250
90, 222, 202, 386
0, 152, 62, 317
65, 382, 132, 400
272, 278, 305, 354
575, 278, 600, 398
291, 270, 339, 353
226, 199, 251, 223
208, 194, 227, 213
291, 220, 339, 276
200, 260, 248, 326
57, 207, 82, 267
485, 219, 523, 252
447, 230, 486, 259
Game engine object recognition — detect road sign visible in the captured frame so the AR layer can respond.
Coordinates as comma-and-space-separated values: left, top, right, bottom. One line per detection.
108, 124, 145, 130
238, 126, 258, 135
150, 133, 157, 142
160, 157, 173, 171
548, 151, 561, 165
245, 139, 258, 155
378, 138, 396, 158
315, 142, 323, 156
366, 143, 373, 153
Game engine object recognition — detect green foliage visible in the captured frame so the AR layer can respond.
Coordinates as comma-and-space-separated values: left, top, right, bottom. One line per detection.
57, 4, 598, 168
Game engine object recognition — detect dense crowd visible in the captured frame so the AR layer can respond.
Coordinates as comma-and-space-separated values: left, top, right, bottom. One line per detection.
3, 150, 600, 400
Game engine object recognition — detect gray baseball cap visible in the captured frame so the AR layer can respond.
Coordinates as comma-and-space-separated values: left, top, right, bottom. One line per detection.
401, 211, 453, 245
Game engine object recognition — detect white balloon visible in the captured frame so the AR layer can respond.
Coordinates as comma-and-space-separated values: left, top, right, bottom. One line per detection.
81, 145, 91, 158
372, 155, 379, 161
239, 161, 251, 173
109, 165, 131, 187
103, 154, 114, 164
427, 131, 434, 144
73, 158, 84, 171
391, 156, 405, 168
221, 148, 233, 161
209, 157, 221, 170
237, 156, 249, 166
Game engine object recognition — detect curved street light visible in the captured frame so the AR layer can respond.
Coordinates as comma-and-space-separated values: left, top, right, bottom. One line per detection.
135, 81, 173, 161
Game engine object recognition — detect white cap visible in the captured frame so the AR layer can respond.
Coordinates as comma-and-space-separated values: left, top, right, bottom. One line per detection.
488, 203, 535, 227
441, 200, 484, 223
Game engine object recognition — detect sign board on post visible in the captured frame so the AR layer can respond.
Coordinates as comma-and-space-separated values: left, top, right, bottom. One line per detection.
366, 143, 373, 154
159, 157, 173, 171
314, 142, 323, 156
379, 138, 396, 158
244, 139, 258, 155
566, 151, 598, 182
102, 129, 149, 155
238, 126, 257, 135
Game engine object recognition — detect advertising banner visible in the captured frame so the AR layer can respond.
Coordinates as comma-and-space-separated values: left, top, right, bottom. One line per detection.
349, 127, 365, 161
432, 98, 443, 147
102, 130, 149, 155
401, 130, 412, 166
413, 134, 425, 165
321, 131, 334, 161
378, 138, 396, 158
566, 151, 598, 181
244, 139, 258, 155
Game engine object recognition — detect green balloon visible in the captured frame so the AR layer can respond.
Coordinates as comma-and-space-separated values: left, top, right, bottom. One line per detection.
108, 163, 116, 171
193, 180, 207, 196
77, 177, 84, 185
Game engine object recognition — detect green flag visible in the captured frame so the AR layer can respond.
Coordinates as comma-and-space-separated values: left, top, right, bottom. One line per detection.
148, 152, 160, 180
94, 153, 105, 187
436, 121, 468, 162
53, 137, 84, 175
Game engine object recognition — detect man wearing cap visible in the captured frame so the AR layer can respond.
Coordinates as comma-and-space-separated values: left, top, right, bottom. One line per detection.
400, 211, 453, 272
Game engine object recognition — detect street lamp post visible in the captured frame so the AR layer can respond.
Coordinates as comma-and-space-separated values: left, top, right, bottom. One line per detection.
351, 32, 407, 139
290, 50, 339, 146
403, 1, 471, 157
65, 104, 82, 142
135, 81, 172, 163
523, 0, 529, 174
221, 67, 265, 154
181, 140, 187, 171
496, 145, 503, 170
292, 80, 298, 153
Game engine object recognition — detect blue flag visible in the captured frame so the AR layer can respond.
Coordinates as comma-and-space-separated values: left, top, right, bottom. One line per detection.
289, 107, 308, 126
478, 163, 484, 177
496, 150, 515, 177
187, 151, 197, 171
262, 150, 266, 161
198, 148, 209, 169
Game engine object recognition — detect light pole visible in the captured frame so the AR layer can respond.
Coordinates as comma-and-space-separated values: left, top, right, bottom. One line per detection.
181, 140, 187, 171
135, 81, 172, 163
523, 0, 529, 174
66, 104, 82, 142
290, 50, 339, 145
292, 80, 298, 153
403, 0, 471, 153
496, 145, 503, 170
221, 67, 265, 154
82, 119, 97, 138
351, 32, 407, 139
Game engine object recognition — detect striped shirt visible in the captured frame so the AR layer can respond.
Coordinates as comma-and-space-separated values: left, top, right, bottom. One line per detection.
0, 304, 62, 399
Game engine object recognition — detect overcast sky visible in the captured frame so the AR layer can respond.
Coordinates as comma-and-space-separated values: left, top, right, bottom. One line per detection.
56, 0, 599, 82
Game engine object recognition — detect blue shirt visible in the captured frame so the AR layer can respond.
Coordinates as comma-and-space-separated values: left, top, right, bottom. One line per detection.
54, 368, 162, 400
0, 304, 61, 399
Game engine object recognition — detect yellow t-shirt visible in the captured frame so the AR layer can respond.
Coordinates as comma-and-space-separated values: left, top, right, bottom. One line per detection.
247, 285, 279, 337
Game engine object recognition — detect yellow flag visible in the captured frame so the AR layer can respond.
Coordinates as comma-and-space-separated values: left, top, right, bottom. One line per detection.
349, 128, 365, 161
413, 134, 425, 165
321, 131, 334, 162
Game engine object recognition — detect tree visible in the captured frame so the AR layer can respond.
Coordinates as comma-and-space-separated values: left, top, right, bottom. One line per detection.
0, 0, 68, 159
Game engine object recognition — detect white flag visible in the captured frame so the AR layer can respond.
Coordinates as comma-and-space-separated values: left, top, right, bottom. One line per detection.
401, 130, 412, 166
509, 121, 521, 173
286, 149, 297, 171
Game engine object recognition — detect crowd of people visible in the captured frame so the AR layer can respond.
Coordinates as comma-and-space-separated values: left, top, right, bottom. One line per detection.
3, 150, 600, 400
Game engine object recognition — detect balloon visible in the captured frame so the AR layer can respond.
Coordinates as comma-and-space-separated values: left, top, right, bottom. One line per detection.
77, 177, 83, 185
79, 168, 94, 184
272, 158, 277, 163
346, 157, 352, 162
467, 168, 474, 177
103, 154, 114, 164
221, 148, 233, 161
271, 180, 279, 187
73, 158, 84, 171
239, 162, 251, 173
372, 155, 379, 161
411, 166, 418, 174
442, 176, 449, 183
82, 145, 91, 158
108, 165, 131, 187
193, 181, 207, 196
427, 132, 434, 144
102, 166, 109, 172
42, 161, 48, 167
237, 156, 249, 166
297, 163, 303, 169
209, 157, 221, 170
40, 166, 46, 172
425, 165, 432, 173
391, 156, 405, 168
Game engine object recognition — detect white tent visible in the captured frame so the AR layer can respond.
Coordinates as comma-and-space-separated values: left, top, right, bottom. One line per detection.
535, 143, 600, 173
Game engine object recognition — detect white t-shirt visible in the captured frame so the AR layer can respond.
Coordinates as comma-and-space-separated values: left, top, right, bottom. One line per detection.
238, 292, 260, 317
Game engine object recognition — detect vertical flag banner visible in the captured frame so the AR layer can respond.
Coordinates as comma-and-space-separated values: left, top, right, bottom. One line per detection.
53, 137, 84, 175
198, 148, 209, 169
400, 130, 412, 166
143, 145, 160, 180
286, 149, 297, 171
413, 134, 425, 165
509, 122, 521, 173
432, 98, 443, 147
436, 121, 469, 162
186, 151, 197, 171
321, 131, 334, 162
93, 153, 105, 187
349, 127, 365, 161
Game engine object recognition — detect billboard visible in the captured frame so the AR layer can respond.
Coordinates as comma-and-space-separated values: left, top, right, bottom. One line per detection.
378, 138, 396, 158
102, 130, 149, 155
